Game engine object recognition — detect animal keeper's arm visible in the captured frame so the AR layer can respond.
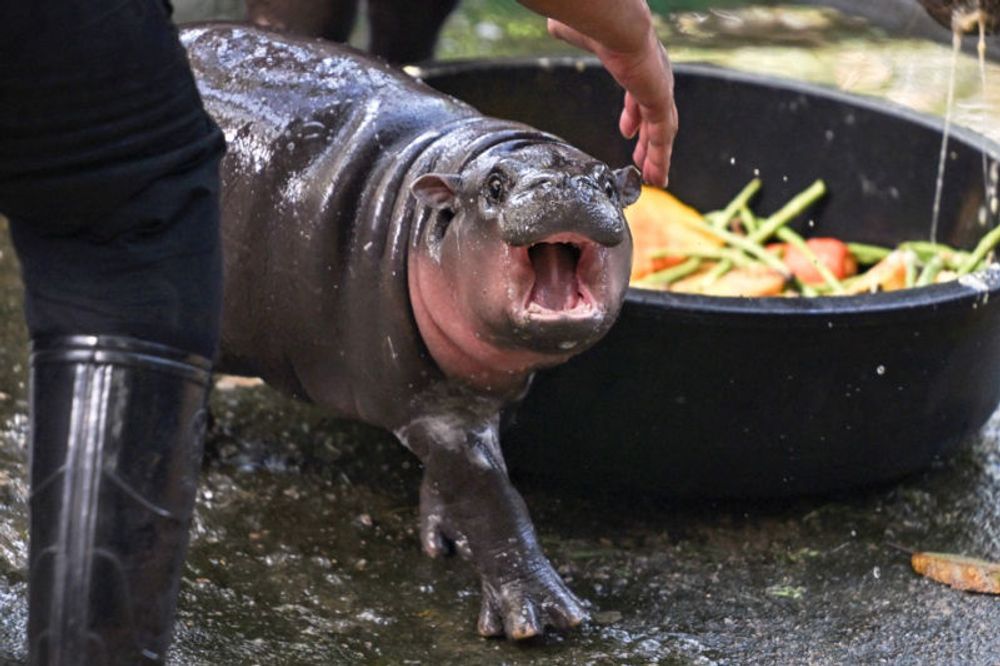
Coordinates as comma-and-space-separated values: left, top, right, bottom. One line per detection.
517, 0, 676, 186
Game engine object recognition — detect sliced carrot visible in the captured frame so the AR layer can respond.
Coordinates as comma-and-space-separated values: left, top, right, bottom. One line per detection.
672, 264, 786, 297
668, 264, 718, 293
625, 186, 723, 282
911, 552, 1000, 594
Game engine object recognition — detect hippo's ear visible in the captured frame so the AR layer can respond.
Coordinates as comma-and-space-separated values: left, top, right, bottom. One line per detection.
411, 173, 463, 209
614, 166, 642, 207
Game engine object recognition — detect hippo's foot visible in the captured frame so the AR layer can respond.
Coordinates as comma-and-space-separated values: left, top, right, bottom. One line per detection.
475, 559, 589, 639
418, 474, 589, 639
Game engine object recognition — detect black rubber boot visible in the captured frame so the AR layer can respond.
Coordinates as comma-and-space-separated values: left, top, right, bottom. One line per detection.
26, 335, 212, 665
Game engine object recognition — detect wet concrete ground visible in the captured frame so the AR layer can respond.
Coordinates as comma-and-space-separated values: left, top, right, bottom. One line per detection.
2, 2, 1000, 664
0, 306, 998, 663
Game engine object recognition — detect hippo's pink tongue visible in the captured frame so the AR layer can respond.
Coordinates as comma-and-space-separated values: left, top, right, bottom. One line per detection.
528, 243, 580, 310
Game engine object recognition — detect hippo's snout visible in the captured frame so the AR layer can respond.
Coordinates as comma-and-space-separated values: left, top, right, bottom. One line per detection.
500, 186, 630, 249
497, 162, 639, 249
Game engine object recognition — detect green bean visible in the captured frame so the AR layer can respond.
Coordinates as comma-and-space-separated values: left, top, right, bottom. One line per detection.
711, 178, 763, 230
810, 281, 835, 294
702, 259, 734, 286
840, 274, 866, 291
904, 250, 919, 288
915, 254, 944, 287
750, 179, 827, 243
814, 274, 866, 295
847, 242, 892, 265
957, 223, 1000, 276
635, 258, 702, 287
698, 224, 789, 276
900, 240, 947, 254
796, 279, 818, 297
899, 241, 970, 271
649, 246, 755, 267
739, 206, 759, 235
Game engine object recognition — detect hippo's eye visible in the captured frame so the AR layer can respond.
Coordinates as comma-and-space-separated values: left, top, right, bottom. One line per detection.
485, 173, 505, 204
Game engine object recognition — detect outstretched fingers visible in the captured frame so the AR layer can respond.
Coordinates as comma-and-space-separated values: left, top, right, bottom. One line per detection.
639, 102, 676, 187
547, 18, 677, 187
620, 90, 641, 139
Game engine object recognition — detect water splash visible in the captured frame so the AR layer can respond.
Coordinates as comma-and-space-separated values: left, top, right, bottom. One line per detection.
930, 2, 997, 243
929, 27, 963, 244
979, 11, 991, 209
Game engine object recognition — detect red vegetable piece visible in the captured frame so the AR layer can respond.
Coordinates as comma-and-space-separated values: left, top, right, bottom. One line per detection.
783, 238, 857, 284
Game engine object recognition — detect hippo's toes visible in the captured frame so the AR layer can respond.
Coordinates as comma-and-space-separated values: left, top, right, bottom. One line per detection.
476, 566, 589, 639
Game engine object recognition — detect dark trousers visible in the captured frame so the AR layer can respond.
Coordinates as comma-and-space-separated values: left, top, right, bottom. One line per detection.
0, 0, 225, 359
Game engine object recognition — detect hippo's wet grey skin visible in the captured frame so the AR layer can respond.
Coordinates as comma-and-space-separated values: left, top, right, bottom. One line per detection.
919, 0, 1000, 32
182, 24, 637, 639
246, 0, 460, 63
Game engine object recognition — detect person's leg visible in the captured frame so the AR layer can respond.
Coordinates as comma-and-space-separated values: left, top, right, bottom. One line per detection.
0, 2, 224, 663
246, 0, 360, 43
25, 336, 213, 665
367, 0, 461, 63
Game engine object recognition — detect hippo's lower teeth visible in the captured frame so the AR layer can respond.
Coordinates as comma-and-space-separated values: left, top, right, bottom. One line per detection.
528, 242, 582, 311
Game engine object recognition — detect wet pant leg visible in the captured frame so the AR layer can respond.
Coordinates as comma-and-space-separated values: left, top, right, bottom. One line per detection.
0, 3, 225, 663
0, 0, 226, 359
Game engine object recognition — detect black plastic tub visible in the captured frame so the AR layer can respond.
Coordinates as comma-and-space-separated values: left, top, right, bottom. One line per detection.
413, 59, 1000, 498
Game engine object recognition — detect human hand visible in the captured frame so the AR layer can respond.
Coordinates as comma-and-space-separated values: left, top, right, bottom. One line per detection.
547, 19, 677, 187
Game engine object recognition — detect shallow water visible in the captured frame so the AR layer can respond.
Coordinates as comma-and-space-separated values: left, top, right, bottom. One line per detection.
3, 2, 1000, 664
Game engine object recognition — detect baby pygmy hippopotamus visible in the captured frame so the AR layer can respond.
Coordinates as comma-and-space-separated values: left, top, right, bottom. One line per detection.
182, 24, 638, 639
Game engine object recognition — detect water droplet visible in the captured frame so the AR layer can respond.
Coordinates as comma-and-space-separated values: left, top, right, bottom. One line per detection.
876, 365, 885, 375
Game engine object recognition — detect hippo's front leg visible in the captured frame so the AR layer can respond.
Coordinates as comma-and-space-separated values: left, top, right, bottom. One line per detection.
399, 415, 588, 639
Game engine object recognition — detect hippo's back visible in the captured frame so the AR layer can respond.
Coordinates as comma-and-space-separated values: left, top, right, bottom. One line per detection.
183, 24, 473, 162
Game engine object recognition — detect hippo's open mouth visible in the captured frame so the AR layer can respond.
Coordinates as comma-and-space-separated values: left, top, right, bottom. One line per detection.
521, 234, 598, 318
